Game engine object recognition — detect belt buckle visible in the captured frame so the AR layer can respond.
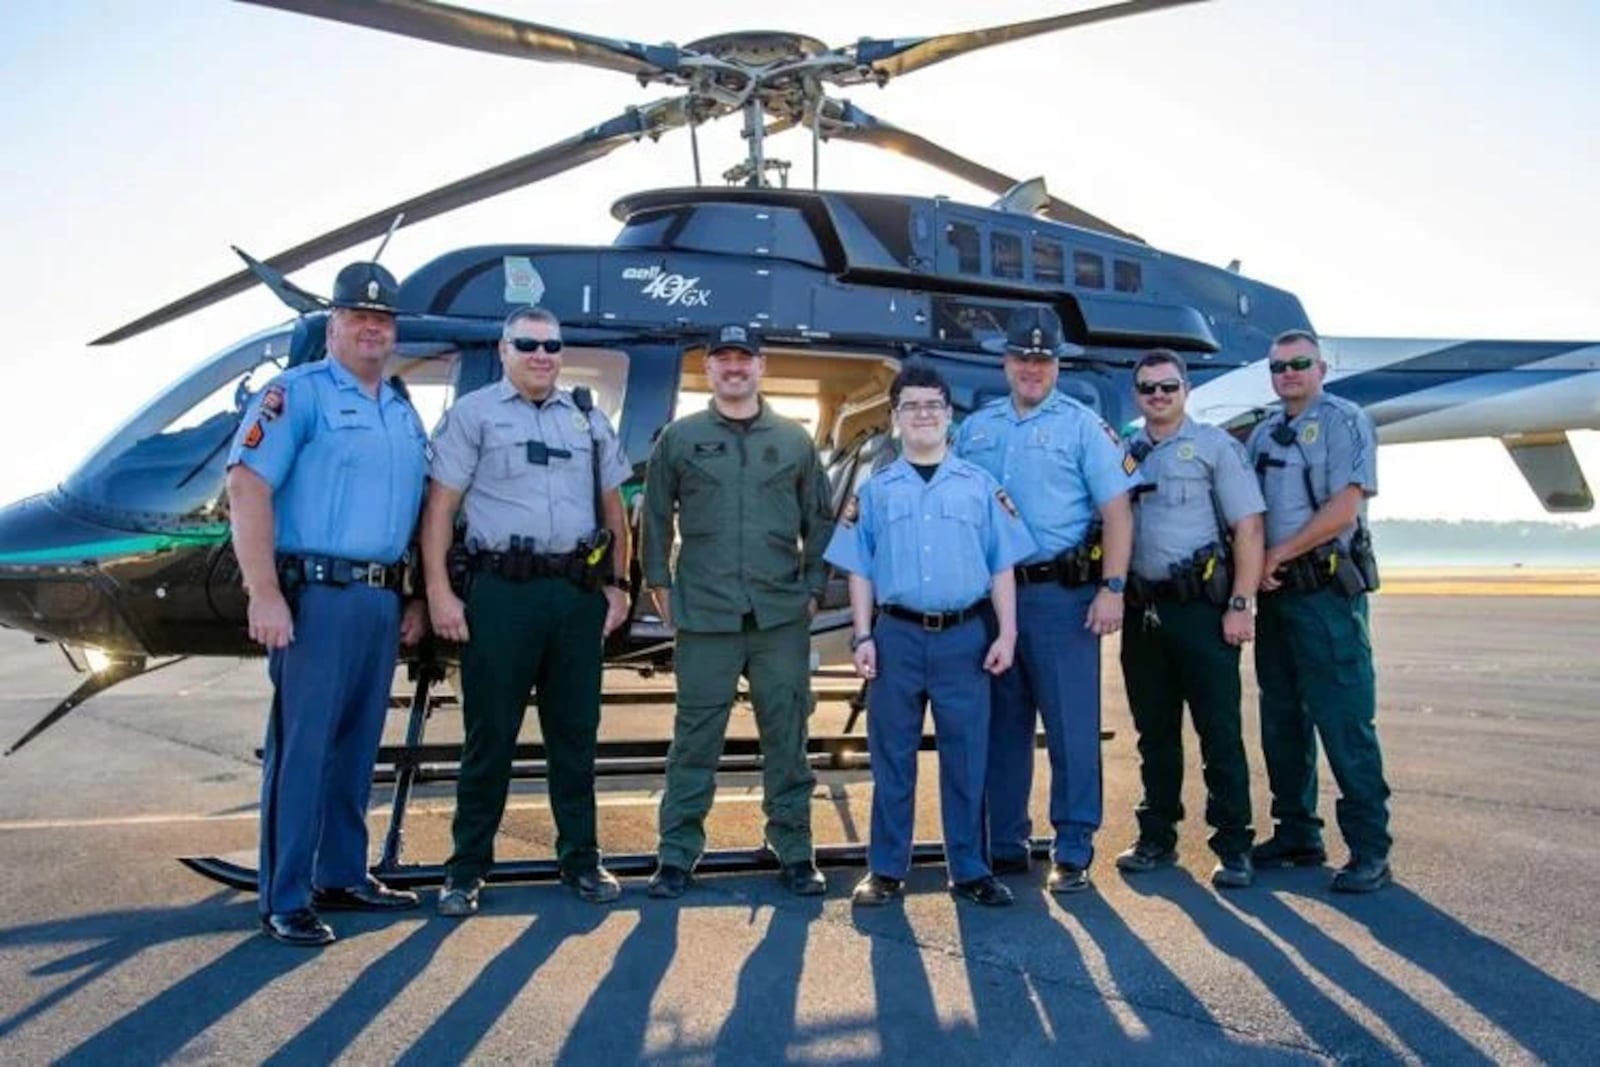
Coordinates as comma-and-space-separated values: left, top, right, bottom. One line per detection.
365, 565, 388, 589
922, 611, 945, 632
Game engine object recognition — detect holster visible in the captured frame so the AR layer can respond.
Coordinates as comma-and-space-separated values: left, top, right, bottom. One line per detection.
1055, 521, 1105, 588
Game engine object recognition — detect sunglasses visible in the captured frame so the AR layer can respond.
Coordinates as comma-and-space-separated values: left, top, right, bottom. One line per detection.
510, 337, 563, 354
1135, 379, 1183, 396
1269, 355, 1315, 375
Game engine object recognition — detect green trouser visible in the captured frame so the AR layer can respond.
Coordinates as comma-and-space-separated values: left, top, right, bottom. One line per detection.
448, 573, 606, 882
1254, 588, 1391, 860
1120, 598, 1253, 859
658, 615, 815, 869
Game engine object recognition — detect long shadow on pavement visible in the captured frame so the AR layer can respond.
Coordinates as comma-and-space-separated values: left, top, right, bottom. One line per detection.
711, 895, 822, 1062
555, 903, 681, 1064
1126, 868, 1487, 1064
1271, 878, 1600, 1065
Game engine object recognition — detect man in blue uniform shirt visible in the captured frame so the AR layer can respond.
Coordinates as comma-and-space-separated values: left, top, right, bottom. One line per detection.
826, 362, 1035, 907
954, 307, 1137, 893
1246, 329, 1391, 893
226, 261, 430, 946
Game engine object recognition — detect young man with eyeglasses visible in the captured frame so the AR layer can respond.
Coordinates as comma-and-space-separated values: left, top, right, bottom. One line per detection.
1116, 349, 1265, 889
1245, 329, 1392, 893
421, 306, 634, 915
640, 324, 836, 899
826, 362, 1035, 907
953, 307, 1138, 894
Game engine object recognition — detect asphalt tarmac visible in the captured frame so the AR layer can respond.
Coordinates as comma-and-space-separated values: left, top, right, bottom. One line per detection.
1, 594, 1597, 1064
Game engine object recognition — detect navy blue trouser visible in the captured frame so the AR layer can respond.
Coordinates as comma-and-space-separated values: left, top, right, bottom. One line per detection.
259, 584, 399, 916
867, 612, 992, 884
987, 582, 1102, 867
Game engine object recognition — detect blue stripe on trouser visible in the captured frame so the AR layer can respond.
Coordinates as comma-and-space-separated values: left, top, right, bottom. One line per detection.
987, 582, 1102, 867
867, 613, 992, 884
259, 584, 400, 915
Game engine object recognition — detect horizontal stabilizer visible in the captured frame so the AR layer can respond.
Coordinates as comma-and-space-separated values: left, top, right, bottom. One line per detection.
1500, 432, 1594, 512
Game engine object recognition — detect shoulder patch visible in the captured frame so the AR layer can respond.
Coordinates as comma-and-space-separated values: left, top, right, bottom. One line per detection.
840, 493, 860, 527
243, 420, 264, 450
1100, 420, 1122, 447
259, 384, 285, 421
995, 487, 1020, 519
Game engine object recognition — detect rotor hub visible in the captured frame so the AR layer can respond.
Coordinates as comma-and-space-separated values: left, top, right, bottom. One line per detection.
682, 31, 830, 68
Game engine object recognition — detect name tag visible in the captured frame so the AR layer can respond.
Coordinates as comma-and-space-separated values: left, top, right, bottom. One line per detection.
693, 442, 727, 457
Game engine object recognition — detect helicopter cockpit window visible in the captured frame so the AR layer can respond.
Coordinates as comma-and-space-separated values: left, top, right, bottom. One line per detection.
1074, 251, 1106, 289
1033, 237, 1065, 284
60, 328, 293, 530
946, 222, 982, 274
991, 230, 1024, 280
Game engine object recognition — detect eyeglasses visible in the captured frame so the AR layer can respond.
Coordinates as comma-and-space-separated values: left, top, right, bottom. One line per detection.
1268, 355, 1315, 375
895, 400, 949, 415
1135, 379, 1183, 396
510, 337, 563, 354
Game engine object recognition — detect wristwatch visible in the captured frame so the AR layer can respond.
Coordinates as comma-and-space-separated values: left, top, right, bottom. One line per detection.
1227, 594, 1254, 613
850, 633, 875, 652
1099, 575, 1126, 595
606, 575, 631, 591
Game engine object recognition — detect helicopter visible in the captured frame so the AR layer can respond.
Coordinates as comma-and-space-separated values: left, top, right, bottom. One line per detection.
2, 0, 1598, 770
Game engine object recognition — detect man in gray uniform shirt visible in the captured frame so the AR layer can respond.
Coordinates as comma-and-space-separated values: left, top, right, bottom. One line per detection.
1116, 349, 1265, 888
421, 306, 634, 915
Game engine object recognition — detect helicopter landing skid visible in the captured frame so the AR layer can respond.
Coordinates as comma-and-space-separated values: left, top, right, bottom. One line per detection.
179, 656, 1097, 892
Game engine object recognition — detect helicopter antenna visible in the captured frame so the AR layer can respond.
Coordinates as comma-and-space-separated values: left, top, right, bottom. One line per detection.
689, 119, 703, 186
371, 212, 405, 264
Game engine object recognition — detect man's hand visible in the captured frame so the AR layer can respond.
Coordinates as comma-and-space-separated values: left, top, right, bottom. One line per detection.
1260, 546, 1289, 593
1222, 607, 1255, 646
650, 586, 673, 629
400, 598, 429, 646
429, 588, 470, 644
1085, 589, 1124, 635
983, 632, 1016, 675
602, 586, 630, 637
248, 589, 294, 650
852, 638, 877, 680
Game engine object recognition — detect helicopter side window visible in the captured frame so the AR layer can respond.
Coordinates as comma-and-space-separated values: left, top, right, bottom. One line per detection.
1074, 251, 1106, 289
1114, 258, 1143, 294
946, 222, 982, 274
1033, 237, 1065, 284
991, 230, 1024, 280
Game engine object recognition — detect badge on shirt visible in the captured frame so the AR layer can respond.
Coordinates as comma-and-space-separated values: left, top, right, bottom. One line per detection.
1177, 443, 1196, 460
840, 493, 859, 527
259, 384, 285, 421
693, 442, 727, 457
572, 411, 588, 433
995, 487, 1020, 519
243, 420, 264, 449
1300, 422, 1320, 445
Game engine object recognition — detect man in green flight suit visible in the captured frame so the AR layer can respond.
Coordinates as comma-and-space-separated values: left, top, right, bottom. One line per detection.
641, 324, 836, 898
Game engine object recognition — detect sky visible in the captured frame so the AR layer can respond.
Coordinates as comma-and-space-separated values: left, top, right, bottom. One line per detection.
1, 0, 1597, 522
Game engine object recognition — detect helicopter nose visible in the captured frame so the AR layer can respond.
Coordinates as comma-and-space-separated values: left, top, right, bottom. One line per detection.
0, 493, 146, 652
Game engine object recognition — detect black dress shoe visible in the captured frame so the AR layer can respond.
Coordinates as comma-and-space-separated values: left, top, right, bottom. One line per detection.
990, 855, 1032, 877
851, 873, 904, 906
1048, 862, 1091, 894
647, 864, 693, 899
950, 875, 1014, 907
562, 865, 622, 904
312, 876, 420, 912
1251, 836, 1328, 869
1331, 856, 1392, 893
780, 860, 827, 896
261, 909, 335, 947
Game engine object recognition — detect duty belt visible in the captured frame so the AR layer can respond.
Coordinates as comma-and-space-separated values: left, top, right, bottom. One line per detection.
879, 600, 986, 632
467, 549, 581, 583
277, 554, 404, 593
1014, 560, 1062, 585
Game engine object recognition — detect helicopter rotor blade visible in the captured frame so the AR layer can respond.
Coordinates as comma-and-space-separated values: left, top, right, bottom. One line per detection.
91, 97, 693, 345
237, 0, 681, 81
817, 99, 1139, 242
844, 0, 1207, 83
